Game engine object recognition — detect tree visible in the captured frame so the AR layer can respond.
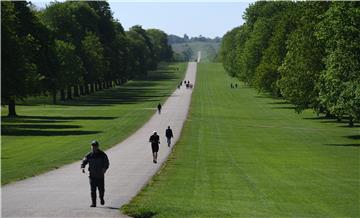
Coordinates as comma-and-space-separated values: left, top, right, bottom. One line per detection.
316, 2, 360, 126
1, 1, 44, 117
278, 2, 329, 113
254, 2, 297, 96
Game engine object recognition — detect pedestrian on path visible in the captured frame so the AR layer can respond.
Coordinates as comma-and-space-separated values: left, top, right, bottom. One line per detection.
165, 126, 174, 147
157, 103, 162, 114
81, 140, 109, 207
149, 131, 160, 163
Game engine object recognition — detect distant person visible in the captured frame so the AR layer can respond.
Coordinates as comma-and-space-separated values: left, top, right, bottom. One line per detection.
81, 140, 109, 207
235, 83, 238, 88
157, 103, 162, 114
149, 131, 160, 163
165, 126, 174, 147
231, 83, 233, 88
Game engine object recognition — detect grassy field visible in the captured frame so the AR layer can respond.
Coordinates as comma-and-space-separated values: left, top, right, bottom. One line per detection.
1, 63, 187, 185
122, 63, 359, 217
171, 42, 220, 62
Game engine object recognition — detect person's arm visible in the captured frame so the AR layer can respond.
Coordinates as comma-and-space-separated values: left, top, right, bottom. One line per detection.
103, 153, 109, 174
81, 154, 89, 173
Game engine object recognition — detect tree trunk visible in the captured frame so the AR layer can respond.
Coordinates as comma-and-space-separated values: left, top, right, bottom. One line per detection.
67, 86, 72, 100
80, 85, 85, 95
8, 97, 17, 117
349, 116, 354, 127
90, 83, 95, 93
95, 83, 99, 91
60, 89, 66, 101
85, 83, 90, 95
73, 85, 80, 97
52, 90, 57, 104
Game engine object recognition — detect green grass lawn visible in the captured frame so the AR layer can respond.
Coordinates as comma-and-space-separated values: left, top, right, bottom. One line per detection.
122, 63, 360, 217
1, 63, 187, 185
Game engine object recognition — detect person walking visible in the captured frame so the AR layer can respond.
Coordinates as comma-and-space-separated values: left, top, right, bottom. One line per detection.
149, 131, 160, 163
165, 126, 174, 147
157, 103, 162, 114
81, 140, 109, 207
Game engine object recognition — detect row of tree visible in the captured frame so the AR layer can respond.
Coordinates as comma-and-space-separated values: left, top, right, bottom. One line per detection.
2, 1, 173, 117
168, 34, 221, 44
221, 1, 360, 126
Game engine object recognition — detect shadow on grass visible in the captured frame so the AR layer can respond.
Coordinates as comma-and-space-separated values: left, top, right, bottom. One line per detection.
17, 68, 179, 107
1, 129, 101, 136
346, 135, 360, 140
270, 106, 296, 110
128, 211, 157, 218
324, 143, 360, 147
1, 116, 111, 136
2, 124, 82, 129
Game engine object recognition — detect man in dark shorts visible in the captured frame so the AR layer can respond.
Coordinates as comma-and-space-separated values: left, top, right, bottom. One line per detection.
149, 131, 160, 163
165, 126, 173, 147
81, 140, 109, 207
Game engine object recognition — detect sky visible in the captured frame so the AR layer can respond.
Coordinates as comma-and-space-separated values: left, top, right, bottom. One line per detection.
33, 1, 252, 38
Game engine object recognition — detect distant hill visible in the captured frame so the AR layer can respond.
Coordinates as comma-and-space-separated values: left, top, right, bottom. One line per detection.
169, 34, 221, 62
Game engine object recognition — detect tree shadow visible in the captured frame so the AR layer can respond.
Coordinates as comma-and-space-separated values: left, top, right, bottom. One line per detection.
324, 143, 360, 147
1, 115, 113, 136
268, 101, 289, 105
17, 67, 180, 107
1, 129, 101, 136
2, 124, 82, 129
345, 135, 360, 140
129, 211, 157, 218
270, 106, 296, 110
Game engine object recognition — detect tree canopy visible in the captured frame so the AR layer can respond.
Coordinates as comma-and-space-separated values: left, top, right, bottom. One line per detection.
1, 1, 174, 116
220, 1, 360, 126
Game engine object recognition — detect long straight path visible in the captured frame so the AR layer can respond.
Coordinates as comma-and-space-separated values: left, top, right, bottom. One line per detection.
2, 62, 197, 218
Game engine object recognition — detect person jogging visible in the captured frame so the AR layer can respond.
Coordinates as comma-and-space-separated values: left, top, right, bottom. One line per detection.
81, 140, 109, 207
149, 131, 160, 163
165, 126, 174, 147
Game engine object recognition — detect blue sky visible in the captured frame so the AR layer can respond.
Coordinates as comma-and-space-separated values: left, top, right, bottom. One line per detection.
33, 1, 252, 38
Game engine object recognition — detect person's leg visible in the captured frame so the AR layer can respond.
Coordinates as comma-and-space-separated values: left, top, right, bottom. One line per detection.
98, 177, 105, 205
89, 177, 97, 207
167, 137, 171, 147
152, 152, 156, 163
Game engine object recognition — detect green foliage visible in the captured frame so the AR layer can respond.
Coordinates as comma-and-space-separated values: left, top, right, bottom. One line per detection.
278, 2, 329, 113
316, 2, 360, 125
1, 1, 174, 117
1, 1, 45, 116
221, 1, 359, 124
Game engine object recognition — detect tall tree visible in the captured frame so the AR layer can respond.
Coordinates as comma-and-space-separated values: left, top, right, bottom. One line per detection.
316, 2, 360, 126
278, 2, 329, 113
1, 1, 44, 116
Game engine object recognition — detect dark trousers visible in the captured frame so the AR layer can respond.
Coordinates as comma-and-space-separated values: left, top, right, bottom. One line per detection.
89, 176, 105, 204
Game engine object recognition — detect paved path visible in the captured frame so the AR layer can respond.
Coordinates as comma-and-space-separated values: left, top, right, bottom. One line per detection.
2, 62, 197, 218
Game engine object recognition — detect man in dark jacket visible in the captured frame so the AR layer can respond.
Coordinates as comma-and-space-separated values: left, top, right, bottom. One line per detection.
149, 131, 160, 163
81, 140, 109, 207
165, 126, 174, 147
